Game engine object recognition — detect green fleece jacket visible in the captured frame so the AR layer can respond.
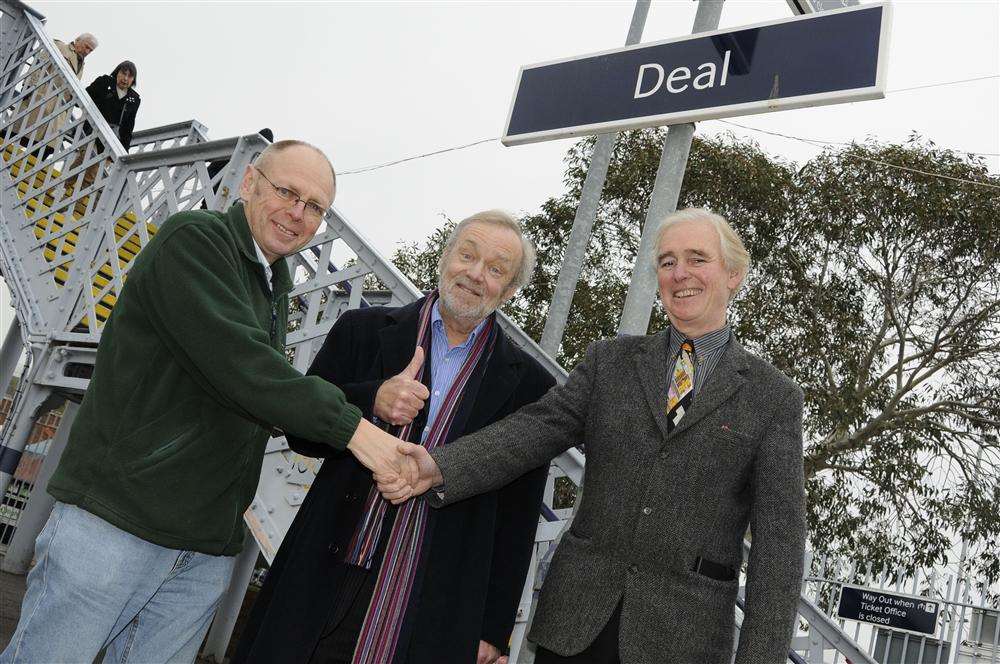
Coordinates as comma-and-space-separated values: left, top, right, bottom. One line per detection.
48, 203, 362, 555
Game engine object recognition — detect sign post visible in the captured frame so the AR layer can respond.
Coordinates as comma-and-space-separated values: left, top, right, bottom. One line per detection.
538, 0, 650, 358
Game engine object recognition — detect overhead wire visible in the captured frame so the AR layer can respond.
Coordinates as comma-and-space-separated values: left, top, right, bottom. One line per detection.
715, 119, 1000, 190
888, 73, 999, 95
337, 73, 1000, 187
338, 137, 498, 175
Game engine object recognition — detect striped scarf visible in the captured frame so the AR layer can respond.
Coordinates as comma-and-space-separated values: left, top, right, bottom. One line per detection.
346, 291, 496, 664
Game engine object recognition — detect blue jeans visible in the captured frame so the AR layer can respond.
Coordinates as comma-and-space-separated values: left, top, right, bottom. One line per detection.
1, 502, 237, 663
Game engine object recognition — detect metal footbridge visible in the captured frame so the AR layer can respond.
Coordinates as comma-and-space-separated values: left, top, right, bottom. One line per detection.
0, 2, 957, 662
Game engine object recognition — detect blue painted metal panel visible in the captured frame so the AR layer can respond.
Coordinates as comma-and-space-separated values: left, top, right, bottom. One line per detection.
503, 4, 888, 145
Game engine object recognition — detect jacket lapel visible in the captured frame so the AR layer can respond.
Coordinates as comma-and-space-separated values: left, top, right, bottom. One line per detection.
377, 299, 425, 380
375, 298, 434, 439
450, 330, 519, 441
634, 331, 675, 442
667, 339, 748, 439
633, 329, 749, 442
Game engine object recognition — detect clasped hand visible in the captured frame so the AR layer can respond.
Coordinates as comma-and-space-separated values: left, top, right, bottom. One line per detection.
374, 442, 442, 504
346, 420, 440, 503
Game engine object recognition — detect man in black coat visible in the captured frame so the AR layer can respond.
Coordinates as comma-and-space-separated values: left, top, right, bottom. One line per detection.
234, 210, 555, 664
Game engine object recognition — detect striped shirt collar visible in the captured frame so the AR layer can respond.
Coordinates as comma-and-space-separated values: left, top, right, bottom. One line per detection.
250, 237, 273, 291
668, 324, 731, 362
430, 299, 488, 351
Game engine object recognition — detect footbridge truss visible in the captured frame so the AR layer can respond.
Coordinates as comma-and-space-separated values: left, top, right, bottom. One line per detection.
0, 2, 880, 662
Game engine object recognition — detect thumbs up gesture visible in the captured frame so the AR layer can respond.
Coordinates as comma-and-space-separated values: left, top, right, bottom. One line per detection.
373, 346, 431, 426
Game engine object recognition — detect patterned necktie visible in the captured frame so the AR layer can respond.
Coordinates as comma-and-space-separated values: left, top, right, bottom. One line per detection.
667, 340, 695, 432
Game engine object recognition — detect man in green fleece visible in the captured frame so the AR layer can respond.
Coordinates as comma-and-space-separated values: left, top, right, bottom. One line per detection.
0, 140, 404, 664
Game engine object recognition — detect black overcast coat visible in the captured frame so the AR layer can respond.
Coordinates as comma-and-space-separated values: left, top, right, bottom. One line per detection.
233, 297, 555, 663
85, 74, 140, 149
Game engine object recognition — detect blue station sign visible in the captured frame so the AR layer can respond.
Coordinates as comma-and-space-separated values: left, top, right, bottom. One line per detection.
502, 3, 891, 146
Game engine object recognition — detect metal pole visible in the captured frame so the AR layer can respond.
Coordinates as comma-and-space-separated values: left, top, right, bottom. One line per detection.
617, 0, 726, 336
945, 448, 981, 664
202, 529, 260, 662
0, 363, 50, 499
539, 0, 650, 356
0, 315, 23, 397
530, 6, 650, 653
509, 541, 540, 659
1, 400, 76, 574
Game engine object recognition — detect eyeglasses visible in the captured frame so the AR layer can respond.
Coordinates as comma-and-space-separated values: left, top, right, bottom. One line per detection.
253, 167, 328, 222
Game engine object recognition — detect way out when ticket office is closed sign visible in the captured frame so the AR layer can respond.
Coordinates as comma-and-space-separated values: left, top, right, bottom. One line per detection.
837, 586, 940, 636
502, 3, 890, 146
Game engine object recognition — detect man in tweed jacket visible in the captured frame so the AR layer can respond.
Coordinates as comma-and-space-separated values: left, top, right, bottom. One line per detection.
379, 208, 807, 664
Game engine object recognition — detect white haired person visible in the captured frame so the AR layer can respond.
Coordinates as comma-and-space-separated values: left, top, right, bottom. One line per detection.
16, 33, 97, 150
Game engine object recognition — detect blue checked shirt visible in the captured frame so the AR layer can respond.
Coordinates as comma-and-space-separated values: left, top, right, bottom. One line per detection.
421, 301, 490, 442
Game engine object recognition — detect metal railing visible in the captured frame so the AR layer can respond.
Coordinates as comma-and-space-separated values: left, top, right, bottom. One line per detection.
798, 553, 1000, 664
128, 119, 210, 154
0, 0, 125, 341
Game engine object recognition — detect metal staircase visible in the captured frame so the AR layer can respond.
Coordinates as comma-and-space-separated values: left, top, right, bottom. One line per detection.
0, 2, 882, 662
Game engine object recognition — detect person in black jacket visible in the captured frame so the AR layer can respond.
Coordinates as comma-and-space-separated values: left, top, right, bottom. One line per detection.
70, 60, 140, 194
233, 210, 555, 664
86, 60, 140, 150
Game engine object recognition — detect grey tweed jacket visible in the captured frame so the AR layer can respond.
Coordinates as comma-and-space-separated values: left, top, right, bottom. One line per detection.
430, 329, 806, 664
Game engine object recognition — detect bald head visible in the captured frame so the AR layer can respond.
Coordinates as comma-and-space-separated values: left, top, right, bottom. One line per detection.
254, 139, 336, 199
240, 141, 337, 264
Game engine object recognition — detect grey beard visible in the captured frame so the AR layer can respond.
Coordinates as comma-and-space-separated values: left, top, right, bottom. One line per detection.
438, 283, 492, 326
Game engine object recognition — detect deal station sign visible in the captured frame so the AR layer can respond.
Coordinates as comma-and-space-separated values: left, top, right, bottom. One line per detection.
502, 3, 891, 146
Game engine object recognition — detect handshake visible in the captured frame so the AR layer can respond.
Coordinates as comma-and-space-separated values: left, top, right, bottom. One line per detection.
347, 422, 444, 504
345, 346, 445, 504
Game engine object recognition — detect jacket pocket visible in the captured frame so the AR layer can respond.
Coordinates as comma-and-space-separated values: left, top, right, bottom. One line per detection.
125, 420, 200, 471
709, 427, 756, 468
714, 427, 753, 448
691, 556, 737, 582
112, 396, 247, 549
118, 395, 203, 470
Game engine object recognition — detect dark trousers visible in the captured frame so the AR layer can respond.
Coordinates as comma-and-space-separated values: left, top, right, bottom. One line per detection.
535, 602, 622, 664
309, 565, 378, 664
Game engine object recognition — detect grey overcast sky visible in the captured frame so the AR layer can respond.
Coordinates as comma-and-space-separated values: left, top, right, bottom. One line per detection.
0, 2, 994, 429
27, 0, 998, 257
